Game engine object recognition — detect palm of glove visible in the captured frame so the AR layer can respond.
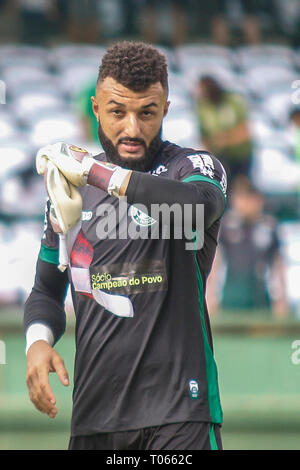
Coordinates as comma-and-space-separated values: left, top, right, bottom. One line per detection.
45, 162, 82, 234
36, 142, 86, 235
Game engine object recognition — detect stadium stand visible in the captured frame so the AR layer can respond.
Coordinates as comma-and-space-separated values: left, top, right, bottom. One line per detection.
0, 39, 299, 317
1, 0, 300, 451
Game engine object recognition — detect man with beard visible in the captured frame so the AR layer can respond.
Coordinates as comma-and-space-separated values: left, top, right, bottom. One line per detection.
24, 41, 227, 450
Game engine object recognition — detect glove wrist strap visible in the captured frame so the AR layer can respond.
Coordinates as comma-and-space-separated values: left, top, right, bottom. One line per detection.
87, 161, 130, 197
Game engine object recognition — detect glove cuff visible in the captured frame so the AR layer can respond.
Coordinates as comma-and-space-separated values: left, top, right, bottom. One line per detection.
87, 160, 130, 197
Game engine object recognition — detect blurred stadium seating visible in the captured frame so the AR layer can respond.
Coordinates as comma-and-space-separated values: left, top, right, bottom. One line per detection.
0, 39, 300, 315
0, 0, 300, 450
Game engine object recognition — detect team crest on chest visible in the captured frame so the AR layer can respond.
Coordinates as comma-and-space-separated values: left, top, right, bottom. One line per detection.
151, 164, 168, 176
129, 206, 157, 227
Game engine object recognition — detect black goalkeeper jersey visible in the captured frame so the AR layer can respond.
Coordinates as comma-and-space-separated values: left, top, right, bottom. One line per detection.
25, 141, 227, 436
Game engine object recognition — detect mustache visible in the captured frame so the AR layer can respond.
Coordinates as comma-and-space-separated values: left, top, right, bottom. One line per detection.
97, 120, 163, 171
118, 137, 146, 146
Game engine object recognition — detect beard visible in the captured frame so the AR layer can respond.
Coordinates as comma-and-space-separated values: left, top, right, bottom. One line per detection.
97, 121, 163, 172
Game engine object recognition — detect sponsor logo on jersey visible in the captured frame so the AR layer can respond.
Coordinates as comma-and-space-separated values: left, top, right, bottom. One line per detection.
219, 161, 227, 195
151, 164, 168, 176
220, 173, 227, 195
129, 205, 157, 227
187, 154, 214, 179
188, 379, 200, 399
90, 260, 168, 297
82, 211, 93, 221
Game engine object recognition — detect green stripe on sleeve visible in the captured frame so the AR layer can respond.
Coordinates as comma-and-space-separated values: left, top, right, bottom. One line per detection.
39, 244, 59, 265
194, 252, 223, 424
183, 175, 226, 198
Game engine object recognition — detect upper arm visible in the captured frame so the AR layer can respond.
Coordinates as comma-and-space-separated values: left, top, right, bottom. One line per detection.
176, 151, 227, 197
176, 151, 227, 226
23, 200, 69, 343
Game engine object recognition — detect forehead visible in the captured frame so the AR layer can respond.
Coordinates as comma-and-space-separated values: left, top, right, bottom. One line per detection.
96, 77, 166, 105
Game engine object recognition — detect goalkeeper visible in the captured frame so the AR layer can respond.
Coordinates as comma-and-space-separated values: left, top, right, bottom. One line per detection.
24, 41, 227, 450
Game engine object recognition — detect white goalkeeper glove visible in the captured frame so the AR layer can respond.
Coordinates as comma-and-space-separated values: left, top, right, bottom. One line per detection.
36, 142, 131, 197
45, 161, 82, 235
40, 159, 83, 272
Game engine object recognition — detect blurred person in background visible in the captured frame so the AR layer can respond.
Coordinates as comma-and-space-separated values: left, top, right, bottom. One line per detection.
196, 75, 252, 181
15, 0, 59, 44
209, 0, 262, 46
57, 0, 101, 43
273, 0, 300, 47
141, 0, 188, 47
207, 175, 288, 317
289, 107, 300, 211
0, 1, 19, 42
289, 107, 300, 164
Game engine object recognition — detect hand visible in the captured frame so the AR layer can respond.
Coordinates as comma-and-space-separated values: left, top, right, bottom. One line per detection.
36, 142, 93, 187
26, 341, 69, 419
36, 141, 131, 196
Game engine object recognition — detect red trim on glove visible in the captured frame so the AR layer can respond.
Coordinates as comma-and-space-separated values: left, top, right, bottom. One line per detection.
87, 162, 117, 192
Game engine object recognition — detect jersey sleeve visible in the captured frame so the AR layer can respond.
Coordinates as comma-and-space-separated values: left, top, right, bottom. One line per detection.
175, 151, 227, 199
23, 199, 69, 345
39, 198, 60, 263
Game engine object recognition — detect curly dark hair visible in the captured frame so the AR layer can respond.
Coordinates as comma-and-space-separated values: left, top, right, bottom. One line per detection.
97, 41, 169, 94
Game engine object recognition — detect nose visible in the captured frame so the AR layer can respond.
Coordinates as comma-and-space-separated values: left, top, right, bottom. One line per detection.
124, 114, 141, 138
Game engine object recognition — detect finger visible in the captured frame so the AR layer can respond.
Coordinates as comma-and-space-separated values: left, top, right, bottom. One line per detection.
28, 368, 57, 416
51, 355, 69, 386
38, 367, 57, 405
29, 388, 56, 417
36, 152, 49, 175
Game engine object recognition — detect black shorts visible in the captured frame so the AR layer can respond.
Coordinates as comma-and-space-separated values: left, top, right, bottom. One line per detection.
68, 422, 222, 451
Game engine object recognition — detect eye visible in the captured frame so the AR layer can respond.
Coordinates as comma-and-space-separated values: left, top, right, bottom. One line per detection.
111, 109, 123, 117
142, 110, 152, 117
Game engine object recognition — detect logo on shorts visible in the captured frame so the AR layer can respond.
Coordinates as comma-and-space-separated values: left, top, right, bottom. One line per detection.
189, 379, 200, 400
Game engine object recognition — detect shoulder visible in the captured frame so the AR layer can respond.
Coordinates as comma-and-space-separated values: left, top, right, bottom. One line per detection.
162, 141, 223, 171
162, 142, 227, 196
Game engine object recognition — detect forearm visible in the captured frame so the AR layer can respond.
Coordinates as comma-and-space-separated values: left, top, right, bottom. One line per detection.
85, 157, 225, 228
125, 172, 225, 229
24, 258, 69, 347
37, 142, 226, 228
24, 291, 66, 346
